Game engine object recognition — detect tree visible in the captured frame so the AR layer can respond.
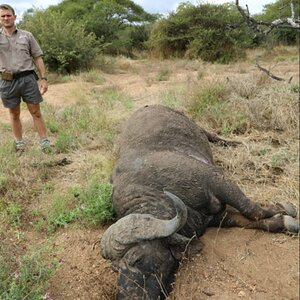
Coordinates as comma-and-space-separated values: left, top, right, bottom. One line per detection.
49, 0, 157, 55
236, 0, 299, 44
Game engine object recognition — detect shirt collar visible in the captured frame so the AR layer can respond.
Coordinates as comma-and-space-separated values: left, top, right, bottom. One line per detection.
0, 26, 18, 35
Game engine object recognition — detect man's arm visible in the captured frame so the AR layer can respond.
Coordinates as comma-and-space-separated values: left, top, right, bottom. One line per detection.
34, 56, 48, 95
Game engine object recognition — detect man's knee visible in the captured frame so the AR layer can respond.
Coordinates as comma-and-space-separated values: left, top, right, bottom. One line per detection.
27, 104, 42, 118
30, 109, 42, 118
9, 107, 21, 120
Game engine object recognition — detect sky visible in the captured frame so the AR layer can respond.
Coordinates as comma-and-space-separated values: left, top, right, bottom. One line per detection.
8, 0, 275, 19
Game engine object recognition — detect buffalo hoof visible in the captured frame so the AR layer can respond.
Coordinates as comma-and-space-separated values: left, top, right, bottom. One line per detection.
283, 215, 299, 234
276, 202, 297, 218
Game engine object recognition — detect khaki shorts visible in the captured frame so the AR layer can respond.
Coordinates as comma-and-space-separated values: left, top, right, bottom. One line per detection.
0, 73, 43, 108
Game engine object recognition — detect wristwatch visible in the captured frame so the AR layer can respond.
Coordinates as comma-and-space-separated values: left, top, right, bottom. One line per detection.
41, 77, 48, 81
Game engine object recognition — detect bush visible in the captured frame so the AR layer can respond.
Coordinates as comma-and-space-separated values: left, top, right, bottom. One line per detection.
20, 10, 100, 73
147, 3, 252, 63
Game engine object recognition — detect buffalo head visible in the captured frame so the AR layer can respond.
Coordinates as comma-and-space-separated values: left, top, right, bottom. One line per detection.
100, 191, 189, 299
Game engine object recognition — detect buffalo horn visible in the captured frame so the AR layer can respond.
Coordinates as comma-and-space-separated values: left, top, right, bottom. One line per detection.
100, 190, 187, 260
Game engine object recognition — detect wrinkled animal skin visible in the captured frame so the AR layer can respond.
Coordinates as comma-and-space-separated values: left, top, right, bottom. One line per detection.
100, 105, 299, 300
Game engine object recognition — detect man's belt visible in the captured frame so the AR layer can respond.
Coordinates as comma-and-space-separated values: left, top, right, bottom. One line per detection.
0, 70, 38, 81
13, 70, 38, 80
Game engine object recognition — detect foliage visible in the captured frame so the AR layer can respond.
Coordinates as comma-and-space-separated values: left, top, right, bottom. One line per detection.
20, 10, 100, 73
147, 3, 253, 63
48, 0, 157, 56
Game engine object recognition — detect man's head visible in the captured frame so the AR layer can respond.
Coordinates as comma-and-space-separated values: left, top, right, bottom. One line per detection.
0, 4, 16, 28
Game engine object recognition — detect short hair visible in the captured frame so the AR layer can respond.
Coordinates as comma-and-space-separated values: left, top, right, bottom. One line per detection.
0, 4, 15, 16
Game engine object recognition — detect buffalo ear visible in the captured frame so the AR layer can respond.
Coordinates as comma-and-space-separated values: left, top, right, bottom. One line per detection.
167, 234, 203, 260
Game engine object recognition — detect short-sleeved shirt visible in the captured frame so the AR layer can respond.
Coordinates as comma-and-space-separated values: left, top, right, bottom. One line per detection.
0, 28, 43, 74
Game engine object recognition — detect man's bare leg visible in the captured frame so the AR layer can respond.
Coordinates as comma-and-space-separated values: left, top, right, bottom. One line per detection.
26, 103, 47, 139
9, 105, 22, 141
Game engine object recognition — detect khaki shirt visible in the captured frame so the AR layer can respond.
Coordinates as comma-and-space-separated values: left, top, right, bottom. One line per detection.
0, 28, 43, 73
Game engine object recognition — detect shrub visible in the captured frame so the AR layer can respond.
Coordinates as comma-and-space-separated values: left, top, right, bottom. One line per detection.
20, 10, 100, 73
147, 3, 252, 63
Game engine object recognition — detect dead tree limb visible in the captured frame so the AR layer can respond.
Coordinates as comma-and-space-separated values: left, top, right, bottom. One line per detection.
255, 60, 293, 82
235, 0, 300, 34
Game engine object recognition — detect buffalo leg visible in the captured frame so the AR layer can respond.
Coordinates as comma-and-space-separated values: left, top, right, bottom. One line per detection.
203, 129, 241, 147
209, 208, 299, 233
209, 172, 297, 221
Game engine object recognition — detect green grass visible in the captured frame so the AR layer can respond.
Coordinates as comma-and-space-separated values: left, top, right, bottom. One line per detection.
220, 111, 249, 135
0, 123, 10, 130
76, 180, 115, 225
0, 143, 20, 173
0, 245, 57, 300
0, 175, 9, 193
156, 68, 171, 81
271, 148, 298, 168
55, 129, 78, 153
32, 192, 78, 233
32, 180, 115, 232
160, 90, 182, 109
188, 82, 229, 117
47, 73, 73, 84
79, 69, 105, 85
290, 84, 299, 93
45, 102, 119, 153
93, 55, 118, 74
4, 202, 22, 227
185, 81, 254, 135
97, 87, 133, 110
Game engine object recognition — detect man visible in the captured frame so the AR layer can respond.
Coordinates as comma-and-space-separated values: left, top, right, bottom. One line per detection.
0, 4, 50, 152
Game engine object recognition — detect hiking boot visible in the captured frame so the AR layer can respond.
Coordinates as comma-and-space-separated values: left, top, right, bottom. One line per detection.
15, 140, 26, 151
40, 138, 51, 152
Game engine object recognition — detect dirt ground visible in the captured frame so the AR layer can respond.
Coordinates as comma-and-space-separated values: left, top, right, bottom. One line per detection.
0, 56, 299, 300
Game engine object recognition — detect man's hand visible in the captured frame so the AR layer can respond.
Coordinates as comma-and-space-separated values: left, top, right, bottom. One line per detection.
39, 79, 48, 95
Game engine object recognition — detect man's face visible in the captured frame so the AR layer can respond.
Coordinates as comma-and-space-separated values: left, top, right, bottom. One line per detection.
0, 9, 16, 28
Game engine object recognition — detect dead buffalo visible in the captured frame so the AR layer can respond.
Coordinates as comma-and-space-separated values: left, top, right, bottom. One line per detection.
100, 104, 298, 299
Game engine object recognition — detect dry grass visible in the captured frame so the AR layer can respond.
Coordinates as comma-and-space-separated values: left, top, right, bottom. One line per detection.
0, 46, 299, 299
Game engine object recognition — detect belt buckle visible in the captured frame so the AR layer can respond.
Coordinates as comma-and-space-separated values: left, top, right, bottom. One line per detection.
1, 70, 13, 81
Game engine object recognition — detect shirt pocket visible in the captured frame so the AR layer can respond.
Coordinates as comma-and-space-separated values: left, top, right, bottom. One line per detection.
16, 37, 29, 55
0, 37, 9, 52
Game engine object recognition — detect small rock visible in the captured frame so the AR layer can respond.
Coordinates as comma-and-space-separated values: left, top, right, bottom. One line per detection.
202, 287, 215, 297
238, 291, 246, 297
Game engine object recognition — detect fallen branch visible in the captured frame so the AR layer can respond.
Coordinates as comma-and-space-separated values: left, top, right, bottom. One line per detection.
32, 157, 72, 168
255, 60, 293, 82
